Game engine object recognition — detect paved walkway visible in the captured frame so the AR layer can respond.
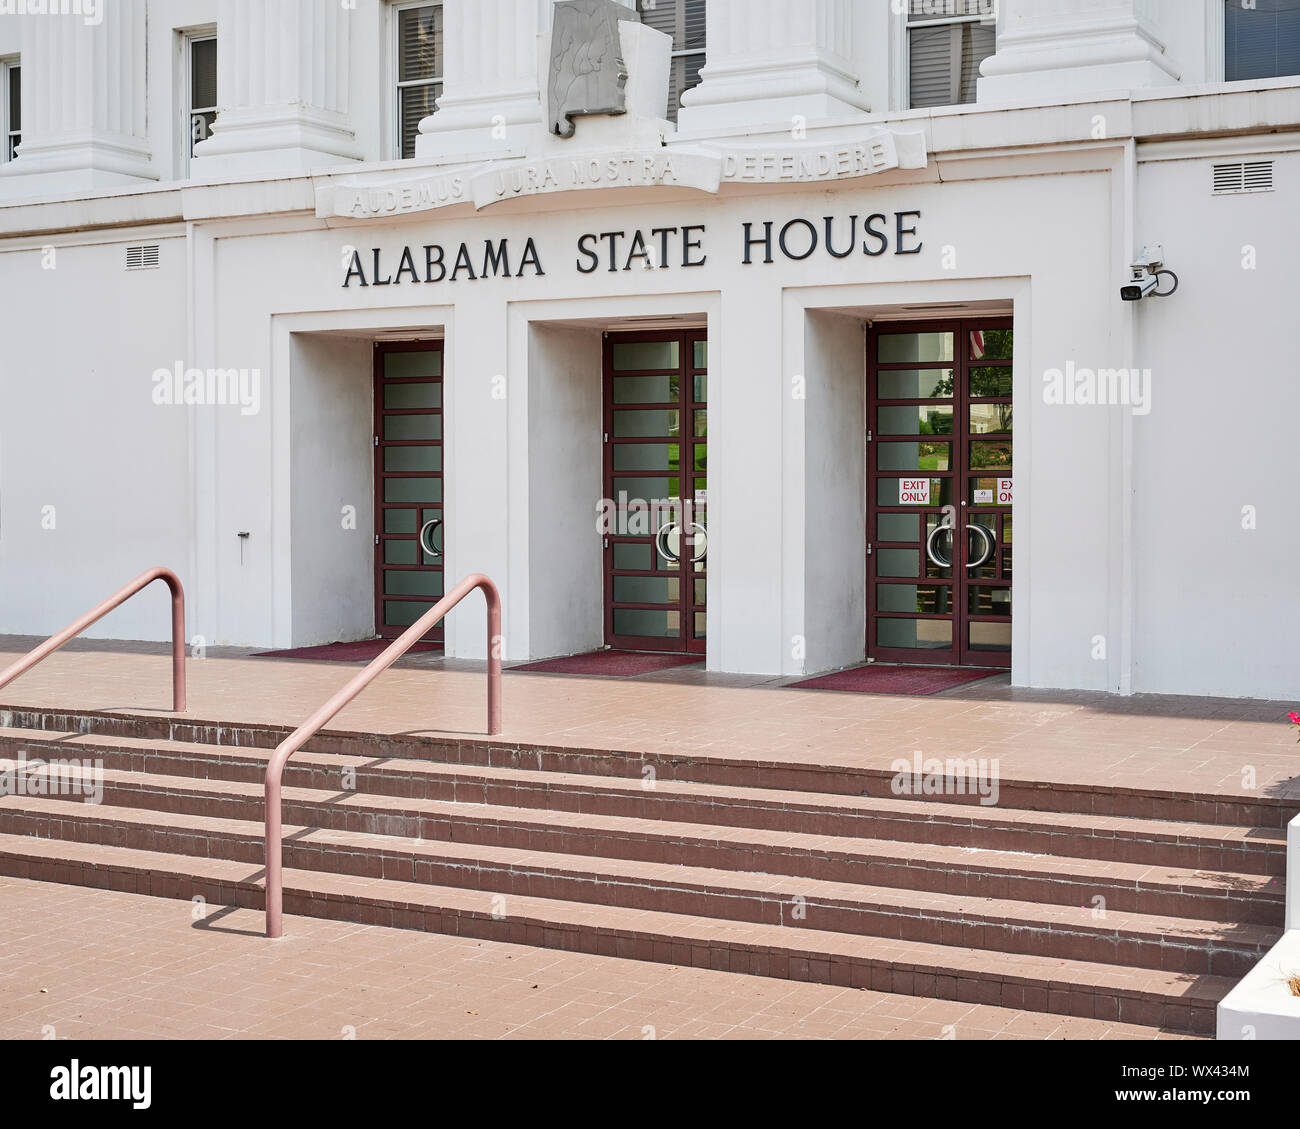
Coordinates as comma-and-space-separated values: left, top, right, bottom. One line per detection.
1, 637, 1296, 803
0, 877, 1192, 1040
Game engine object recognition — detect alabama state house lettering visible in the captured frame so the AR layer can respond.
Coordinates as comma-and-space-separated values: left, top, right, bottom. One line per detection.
340, 211, 924, 287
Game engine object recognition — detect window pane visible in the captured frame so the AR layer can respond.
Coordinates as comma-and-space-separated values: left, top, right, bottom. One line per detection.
9, 63, 20, 131
613, 341, 679, 370
910, 21, 996, 108
401, 82, 440, 160
191, 39, 217, 109
878, 332, 954, 363
878, 369, 955, 399
399, 4, 443, 82
1226, 0, 1300, 81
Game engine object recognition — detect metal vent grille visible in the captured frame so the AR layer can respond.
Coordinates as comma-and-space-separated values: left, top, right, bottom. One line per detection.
1212, 160, 1274, 195
125, 244, 161, 270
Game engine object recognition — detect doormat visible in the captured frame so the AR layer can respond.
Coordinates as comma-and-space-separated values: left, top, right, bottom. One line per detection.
790, 664, 1003, 696
512, 650, 704, 677
254, 640, 443, 663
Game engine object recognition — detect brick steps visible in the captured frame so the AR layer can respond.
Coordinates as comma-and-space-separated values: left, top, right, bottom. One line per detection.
0, 704, 1290, 1036
0, 709, 1292, 827
1, 727, 1287, 875
0, 832, 1233, 1033
0, 793, 1278, 978
16, 765, 1286, 926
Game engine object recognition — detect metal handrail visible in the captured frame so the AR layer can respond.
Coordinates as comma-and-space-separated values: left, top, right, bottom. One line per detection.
0, 567, 186, 713
263, 573, 502, 938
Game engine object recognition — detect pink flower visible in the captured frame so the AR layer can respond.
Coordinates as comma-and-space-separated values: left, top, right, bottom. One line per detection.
1290, 712, 1300, 726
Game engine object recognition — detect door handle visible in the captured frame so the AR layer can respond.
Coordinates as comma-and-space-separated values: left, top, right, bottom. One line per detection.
925, 523, 995, 570
684, 523, 708, 563
419, 518, 444, 559
655, 521, 680, 564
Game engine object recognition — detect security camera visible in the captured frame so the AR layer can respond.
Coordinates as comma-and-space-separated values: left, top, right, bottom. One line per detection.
1121, 244, 1178, 302
1121, 266, 1160, 302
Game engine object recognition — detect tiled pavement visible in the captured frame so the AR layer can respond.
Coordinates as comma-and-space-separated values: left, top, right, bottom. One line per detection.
0, 876, 1194, 1040
0, 637, 1296, 804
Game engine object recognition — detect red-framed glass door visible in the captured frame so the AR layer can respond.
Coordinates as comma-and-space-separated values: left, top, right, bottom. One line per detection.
374, 341, 445, 643
603, 329, 708, 655
866, 319, 1013, 668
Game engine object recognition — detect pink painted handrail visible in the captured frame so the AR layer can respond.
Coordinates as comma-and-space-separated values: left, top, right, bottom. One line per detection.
0, 567, 186, 713
264, 573, 502, 938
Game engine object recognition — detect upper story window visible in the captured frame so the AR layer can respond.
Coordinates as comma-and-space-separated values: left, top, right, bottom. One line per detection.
639, 0, 706, 123
186, 34, 217, 171
907, 0, 996, 109
395, 1, 443, 159
2, 59, 18, 163
1225, 0, 1300, 81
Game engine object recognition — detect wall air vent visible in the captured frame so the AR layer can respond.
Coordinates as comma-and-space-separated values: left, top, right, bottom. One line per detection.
1212, 160, 1274, 195
125, 244, 161, 270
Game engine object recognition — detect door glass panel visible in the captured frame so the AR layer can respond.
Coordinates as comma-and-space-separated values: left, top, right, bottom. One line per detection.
693, 375, 708, 402
613, 476, 678, 501
877, 441, 951, 473
877, 619, 953, 649
970, 442, 1013, 471
693, 341, 708, 368
613, 444, 678, 472
384, 414, 441, 442
613, 609, 680, 637
614, 576, 678, 604
385, 570, 444, 598
614, 409, 679, 438
613, 542, 652, 571
970, 404, 1012, 434
879, 332, 954, 363
385, 446, 442, 473
877, 478, 950, 507
879, 405, 954, 436
694, 612, 706, 638
385, 351, 442, 379
970, 367, 1012, 398
384, 600, 434, 628
969, 586, 1012, 616
877, 549, 921, 579
385, 478, 442, 504
613, 374, 677, 404
877, 584, 952, 614
877, 369, 955, 399
969, 621, 1012, 651
384, 509, 417, 534
970, 329, 1013, 362
693, 411, 707, 438
612, 341, 679, 370
385, 541, 418, 565
877, 513, 920, 542
384, 382, 441, 410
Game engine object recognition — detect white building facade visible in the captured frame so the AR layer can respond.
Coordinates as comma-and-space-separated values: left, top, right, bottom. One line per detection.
0, 0, 1297, 699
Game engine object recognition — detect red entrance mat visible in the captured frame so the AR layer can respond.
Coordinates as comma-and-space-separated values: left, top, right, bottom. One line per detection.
790, 664, 1002, 696
254, 640, 443, 663
512, 650, 704, 677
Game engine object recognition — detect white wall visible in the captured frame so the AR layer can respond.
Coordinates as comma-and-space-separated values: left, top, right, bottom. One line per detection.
1131, 145, 1300, 699
289, 333, 374, 646
0, 232, 190, 642
525, 322, 603, 659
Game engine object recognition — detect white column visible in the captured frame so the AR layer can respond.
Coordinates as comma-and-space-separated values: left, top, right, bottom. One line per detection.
0, 0, 153, 195
677, 0, 868, 135
978, 0, 1181, 103
191, 0, 360, 178
415, 0, 545, 159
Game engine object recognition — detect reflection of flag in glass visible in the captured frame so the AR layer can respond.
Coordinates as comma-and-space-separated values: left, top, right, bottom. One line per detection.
971, 330, 985, 360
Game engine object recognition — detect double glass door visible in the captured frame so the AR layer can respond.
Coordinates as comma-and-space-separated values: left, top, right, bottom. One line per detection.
374, 342, 445, 643
867, 320, 1013, 668
603, 330, 708, 655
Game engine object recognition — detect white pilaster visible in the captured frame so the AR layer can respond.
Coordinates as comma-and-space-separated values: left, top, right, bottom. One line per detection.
0, 0, 153, 196
190, 0, 360, 178
978, 0, 1182, 104
677, 0, 868, 135
415, 0, 545, 159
